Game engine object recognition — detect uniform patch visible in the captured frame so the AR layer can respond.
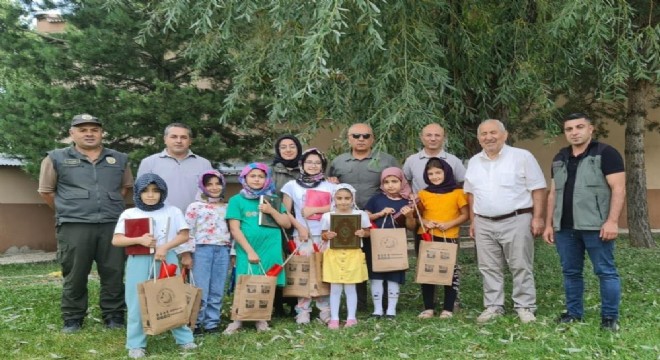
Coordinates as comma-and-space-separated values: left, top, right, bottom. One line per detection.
106, 157, 117, 165
64, 159, 81, 166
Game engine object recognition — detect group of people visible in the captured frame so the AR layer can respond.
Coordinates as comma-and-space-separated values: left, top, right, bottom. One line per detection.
37, 112, 625, 358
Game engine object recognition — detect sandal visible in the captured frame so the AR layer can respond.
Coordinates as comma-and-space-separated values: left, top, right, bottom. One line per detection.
223, 321, 242, 335
255, 320, 270, 332
439, 310, 453, 319
418, 310, 435, 319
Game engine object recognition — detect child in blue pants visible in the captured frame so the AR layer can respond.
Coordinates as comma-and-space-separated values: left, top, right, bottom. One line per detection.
112, 173, 196, 359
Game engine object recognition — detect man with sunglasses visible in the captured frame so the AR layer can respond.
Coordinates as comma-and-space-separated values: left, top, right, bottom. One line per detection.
327, 123, 399, 311
327, 123, 399, 209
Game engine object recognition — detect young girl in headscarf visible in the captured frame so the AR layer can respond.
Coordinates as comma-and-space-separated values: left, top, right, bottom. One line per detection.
223, 163, 291, 334
320, 184, 371, 329
416, 158, 468, 320
364, 167, 417, 318
112, 173, 196, 359
179, 170, 231, 335
281, 148, 336, 324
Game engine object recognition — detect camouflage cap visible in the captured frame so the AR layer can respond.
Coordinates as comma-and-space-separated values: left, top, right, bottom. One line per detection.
71, 114, 102, 127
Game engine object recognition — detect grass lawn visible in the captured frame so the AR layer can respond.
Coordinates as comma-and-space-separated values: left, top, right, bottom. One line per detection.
1, 238, 658, 359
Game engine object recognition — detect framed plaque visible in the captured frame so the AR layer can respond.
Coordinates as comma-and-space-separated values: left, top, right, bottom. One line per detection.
329, 214, 361, 249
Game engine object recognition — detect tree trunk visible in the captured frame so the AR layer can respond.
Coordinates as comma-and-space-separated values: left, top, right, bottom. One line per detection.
624, 79, 656, 248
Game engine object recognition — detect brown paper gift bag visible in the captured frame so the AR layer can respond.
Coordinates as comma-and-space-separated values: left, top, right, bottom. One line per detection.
415, 237, 458, 286
138, 274, 189, 335
282, 254, 311, 297
370, 218, 409, 272
230, 264, 277, 321
183, 270, 202, 331
309, 251, 330, 297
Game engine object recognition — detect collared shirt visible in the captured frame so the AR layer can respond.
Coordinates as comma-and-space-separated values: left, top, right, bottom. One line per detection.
327, 150, 399, 209
402, 149, 466, 192
137, 149, 213, 213
464, 145, 546, 217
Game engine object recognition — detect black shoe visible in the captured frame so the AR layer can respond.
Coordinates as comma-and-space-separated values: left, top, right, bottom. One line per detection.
557, 312, 583, 324
384, 315, 396, 320
601, 317, 620, 331
62, 319, 83, 334
204, 327, 221, 334
105, 317, 125, 330
370, 314, 383, 319
192, 327, 204, 336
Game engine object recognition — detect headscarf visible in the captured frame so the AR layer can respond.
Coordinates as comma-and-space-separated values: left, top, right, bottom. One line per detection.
239, 162, 275, 199
296, 148, 328, 188
423, 157, 457, 194
133, 173, 168, 211
331, 183, 359, 212
272, 134, 303, 169
380, 167, 412, 200
198, 169, 226, 203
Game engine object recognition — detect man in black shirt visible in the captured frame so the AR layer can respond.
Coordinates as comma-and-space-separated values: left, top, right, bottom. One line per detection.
543, 113, 625, 331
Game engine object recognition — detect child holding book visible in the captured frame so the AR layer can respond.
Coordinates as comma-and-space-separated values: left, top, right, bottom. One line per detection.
281, 148, 335, 324
416, 158, 468, 319
223, 163, 291, 334
112, 173, 196, 359
179, 170, 231, 335
320, 184, 371, 329
364, 167, 417, 318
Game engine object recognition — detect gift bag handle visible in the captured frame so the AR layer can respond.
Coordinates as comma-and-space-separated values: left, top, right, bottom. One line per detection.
247, 262, 267, 275
381, 214, 397, 229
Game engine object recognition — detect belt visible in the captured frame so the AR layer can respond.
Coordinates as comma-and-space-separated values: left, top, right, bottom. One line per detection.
476, 207, 533, 221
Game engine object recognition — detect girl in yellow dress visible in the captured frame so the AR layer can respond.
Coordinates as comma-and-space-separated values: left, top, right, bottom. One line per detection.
320, 184, 370, 329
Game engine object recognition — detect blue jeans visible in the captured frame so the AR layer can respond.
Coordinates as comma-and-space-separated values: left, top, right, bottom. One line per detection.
554, 229, 621, 319
192, 245, 231, 330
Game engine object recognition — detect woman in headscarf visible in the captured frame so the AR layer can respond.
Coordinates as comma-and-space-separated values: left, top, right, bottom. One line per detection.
271, 134, 303, 196
280, 148, 336, 324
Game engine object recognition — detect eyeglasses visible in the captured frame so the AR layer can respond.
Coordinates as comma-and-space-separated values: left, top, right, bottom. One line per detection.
303, 161, 322, 166
350, 133, 372, 139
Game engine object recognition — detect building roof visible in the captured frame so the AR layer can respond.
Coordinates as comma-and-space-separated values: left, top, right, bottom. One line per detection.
0, 154, 25, 167
34, 12, 65, 23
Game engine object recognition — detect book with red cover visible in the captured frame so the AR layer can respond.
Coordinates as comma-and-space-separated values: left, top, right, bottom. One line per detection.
124, 217, 155, 255
304, 189, 331, 221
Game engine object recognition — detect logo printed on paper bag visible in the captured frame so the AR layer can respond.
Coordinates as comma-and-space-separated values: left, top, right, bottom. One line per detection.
157, 289, 175, 307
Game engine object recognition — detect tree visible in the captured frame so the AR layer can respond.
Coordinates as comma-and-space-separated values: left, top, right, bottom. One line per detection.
0, 0, 277, 176
548, 0, 659, 248
139, 0, 658, 247
130, 0, 562, 158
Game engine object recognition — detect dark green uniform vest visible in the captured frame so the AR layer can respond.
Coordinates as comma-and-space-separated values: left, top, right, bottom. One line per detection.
552, 143, 611, 231
48, 146, 128, 225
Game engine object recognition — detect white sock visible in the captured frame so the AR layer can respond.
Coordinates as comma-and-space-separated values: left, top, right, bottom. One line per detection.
371, 279, 384, 315
330, 283, 343, 321
345, 284, 357, 320
386, 281, 400, 316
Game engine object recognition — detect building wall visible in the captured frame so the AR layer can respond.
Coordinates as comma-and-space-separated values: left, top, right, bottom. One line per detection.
0, 167, 56, 252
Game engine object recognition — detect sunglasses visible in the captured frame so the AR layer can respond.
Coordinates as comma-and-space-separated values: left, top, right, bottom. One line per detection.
350, 133, 372, 139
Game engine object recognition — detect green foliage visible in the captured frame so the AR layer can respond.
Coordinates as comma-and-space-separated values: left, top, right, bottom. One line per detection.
1, 239, 659, 359
125, 0, 570, 158
546, 0, 659, 128
0, 0, 278, 177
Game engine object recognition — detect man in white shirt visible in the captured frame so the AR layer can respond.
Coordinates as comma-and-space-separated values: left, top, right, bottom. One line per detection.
464, 119, 546, 324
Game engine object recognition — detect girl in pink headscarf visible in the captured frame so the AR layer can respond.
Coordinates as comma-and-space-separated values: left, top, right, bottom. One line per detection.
364, 167, 417, 318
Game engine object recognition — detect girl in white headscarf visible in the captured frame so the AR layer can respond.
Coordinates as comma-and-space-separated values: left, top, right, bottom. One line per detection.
319, 184, 371, 329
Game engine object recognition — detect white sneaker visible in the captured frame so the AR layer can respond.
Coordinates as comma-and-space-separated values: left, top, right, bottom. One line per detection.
477, 307, 504, 323
516, 308, 536, 323
128, 348, 146, 359
180, 342, 197, 350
